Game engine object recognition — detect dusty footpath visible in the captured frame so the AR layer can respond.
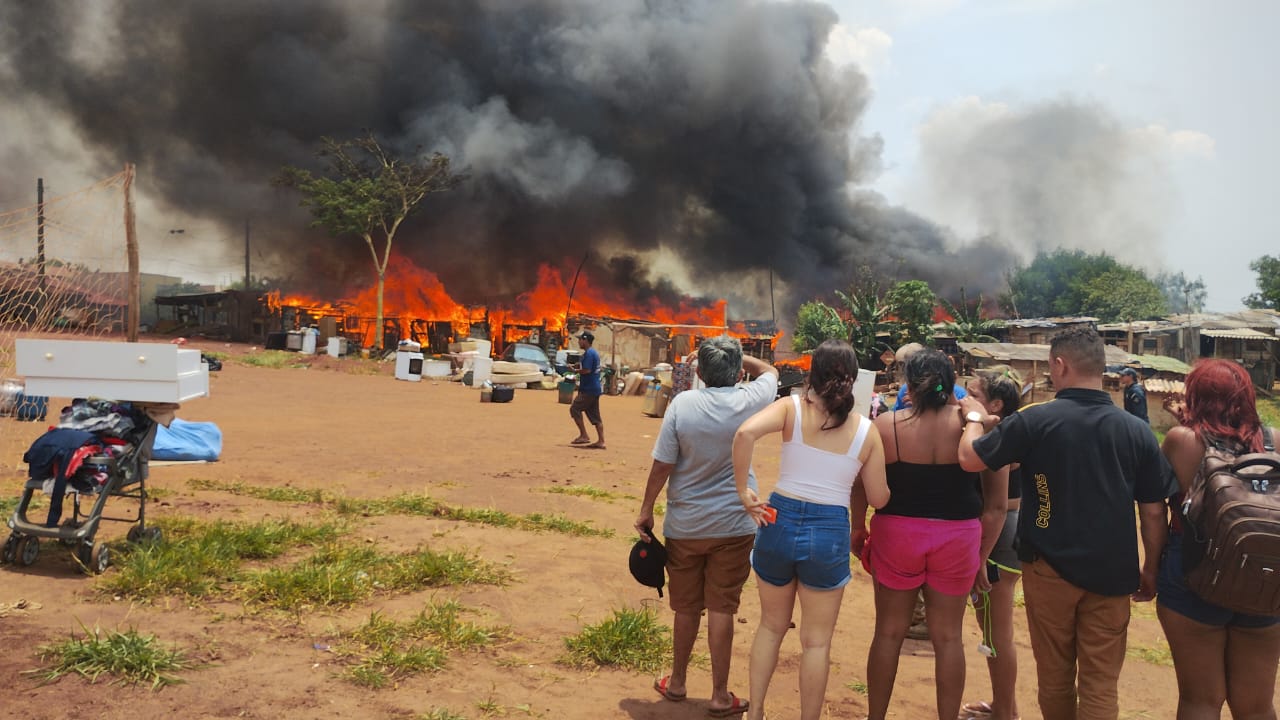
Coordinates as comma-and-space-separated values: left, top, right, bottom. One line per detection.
0, 342, 1184, 719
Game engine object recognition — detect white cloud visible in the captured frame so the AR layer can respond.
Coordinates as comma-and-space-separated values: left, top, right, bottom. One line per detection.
1135, 124, 1217, 159
825, 24, 893, 76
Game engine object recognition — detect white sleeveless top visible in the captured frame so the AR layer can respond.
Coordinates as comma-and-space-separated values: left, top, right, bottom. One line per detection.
775, 394, 871, 507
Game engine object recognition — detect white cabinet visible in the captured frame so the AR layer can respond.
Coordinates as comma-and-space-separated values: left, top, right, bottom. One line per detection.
15, 339, 210, 403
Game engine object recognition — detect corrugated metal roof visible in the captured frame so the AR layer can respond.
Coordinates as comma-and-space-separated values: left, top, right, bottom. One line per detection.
1200, 328, 1277, 341
959, 342, 1131, 363
1128, 355, 1193, 374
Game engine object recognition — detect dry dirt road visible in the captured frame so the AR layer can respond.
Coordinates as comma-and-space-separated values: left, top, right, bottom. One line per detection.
0, 340, 1184, 719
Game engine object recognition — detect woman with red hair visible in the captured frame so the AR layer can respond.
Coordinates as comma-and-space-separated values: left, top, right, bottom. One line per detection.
1158, 358, 1280, 719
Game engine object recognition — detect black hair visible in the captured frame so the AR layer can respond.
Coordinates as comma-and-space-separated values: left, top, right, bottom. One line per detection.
905, 348, 954, 412
806, 339, 858, 430
1049, 325, 1105, 377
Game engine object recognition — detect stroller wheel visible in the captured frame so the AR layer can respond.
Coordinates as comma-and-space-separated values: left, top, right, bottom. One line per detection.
90, 543, 110, 574
1, 534, 19, 564
127, 525, 162, 545
17, 536, 39, 566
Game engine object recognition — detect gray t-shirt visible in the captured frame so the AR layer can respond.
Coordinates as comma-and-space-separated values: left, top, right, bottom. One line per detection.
653, 374, 779, 539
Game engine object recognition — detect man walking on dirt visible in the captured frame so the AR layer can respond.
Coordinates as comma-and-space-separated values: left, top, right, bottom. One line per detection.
958, 326, 1174, 720
569, 331, 605, 449
635, 336, 777, 717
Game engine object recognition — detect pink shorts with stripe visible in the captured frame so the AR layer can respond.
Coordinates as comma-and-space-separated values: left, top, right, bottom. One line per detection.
868, 513, 981, 597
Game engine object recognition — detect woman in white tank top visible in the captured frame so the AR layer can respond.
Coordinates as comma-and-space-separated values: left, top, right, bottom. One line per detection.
732, 339, 890, 720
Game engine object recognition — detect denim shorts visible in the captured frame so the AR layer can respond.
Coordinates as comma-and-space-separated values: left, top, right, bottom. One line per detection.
751, 493, 851, 591
1157, 533, 1280, 628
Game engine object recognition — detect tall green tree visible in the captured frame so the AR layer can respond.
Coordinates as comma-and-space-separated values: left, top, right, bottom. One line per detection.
1000, 249, 1124, 318
1080, 268, 1167, 322
1155, 271, 1207, 314
885, 279, 937, 346
277, 132, 464, 350
941, 288, 1003, 342
1244, 255, 1280, 309
791, 300, 846, 353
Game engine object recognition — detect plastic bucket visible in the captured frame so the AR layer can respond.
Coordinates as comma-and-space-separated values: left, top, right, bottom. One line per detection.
558, 380, 576, 404
471, 357, 493, 387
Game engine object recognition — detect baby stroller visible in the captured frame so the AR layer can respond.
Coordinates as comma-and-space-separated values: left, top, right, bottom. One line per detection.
3, 400, 161, 575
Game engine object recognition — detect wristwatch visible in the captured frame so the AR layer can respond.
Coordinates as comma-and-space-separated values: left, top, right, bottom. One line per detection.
964, 410, 985, 425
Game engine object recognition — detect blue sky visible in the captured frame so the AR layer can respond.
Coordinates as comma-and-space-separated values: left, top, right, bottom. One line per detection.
817, 0, 1277, 311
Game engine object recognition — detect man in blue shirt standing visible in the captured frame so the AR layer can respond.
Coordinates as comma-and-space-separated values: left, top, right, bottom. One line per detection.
570, 331, 605, 449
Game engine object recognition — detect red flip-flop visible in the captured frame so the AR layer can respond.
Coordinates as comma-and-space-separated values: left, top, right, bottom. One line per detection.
653, 675, 686, 702
707, 693, 749, 717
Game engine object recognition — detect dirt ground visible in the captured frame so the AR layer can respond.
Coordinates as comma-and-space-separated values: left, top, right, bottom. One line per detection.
0, 339, 1187, 719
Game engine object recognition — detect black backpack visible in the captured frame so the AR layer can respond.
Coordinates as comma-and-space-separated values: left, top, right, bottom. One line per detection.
1181, 427, 1280, 616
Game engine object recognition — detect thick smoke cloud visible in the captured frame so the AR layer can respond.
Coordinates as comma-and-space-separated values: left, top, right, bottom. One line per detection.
0, 0, 1012, 315
909, 97, 1177, 269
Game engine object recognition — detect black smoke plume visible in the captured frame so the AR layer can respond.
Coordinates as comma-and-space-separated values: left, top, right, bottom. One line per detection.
0, 0, 1013, 316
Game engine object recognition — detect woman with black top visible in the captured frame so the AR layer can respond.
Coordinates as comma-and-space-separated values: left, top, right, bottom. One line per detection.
853, 349, 1007, 720
1158, 358, 1280, 719
959, 365, 1025, 720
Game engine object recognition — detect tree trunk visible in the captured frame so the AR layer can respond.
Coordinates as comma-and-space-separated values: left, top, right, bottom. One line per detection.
375, 271, 385, 351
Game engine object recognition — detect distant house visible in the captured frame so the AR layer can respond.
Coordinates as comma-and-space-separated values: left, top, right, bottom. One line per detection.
958, 341, 1133, 404
1097, 319, 1199, 364
1004, 317, 1098, 345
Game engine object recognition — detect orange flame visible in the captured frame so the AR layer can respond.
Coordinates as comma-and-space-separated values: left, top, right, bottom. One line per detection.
273, 256, 739, 348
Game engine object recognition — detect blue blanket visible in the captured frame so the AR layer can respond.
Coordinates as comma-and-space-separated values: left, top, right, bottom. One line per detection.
153, 418, 222, 462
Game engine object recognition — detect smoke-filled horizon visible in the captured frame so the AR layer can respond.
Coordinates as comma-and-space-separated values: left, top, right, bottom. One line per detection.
1, 0, 1069, 320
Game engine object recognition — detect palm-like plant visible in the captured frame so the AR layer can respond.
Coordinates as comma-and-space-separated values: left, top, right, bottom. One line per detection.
835, 287, 890, 366
941, 288, 1004, 343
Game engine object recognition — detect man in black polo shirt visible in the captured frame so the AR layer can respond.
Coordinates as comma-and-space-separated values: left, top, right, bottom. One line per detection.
958, 326, 1174, 720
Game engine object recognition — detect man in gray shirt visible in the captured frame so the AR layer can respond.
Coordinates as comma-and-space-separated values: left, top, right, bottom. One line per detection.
635, 336, 778, 716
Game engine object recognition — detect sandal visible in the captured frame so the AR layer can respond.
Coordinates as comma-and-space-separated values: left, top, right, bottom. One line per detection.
707, 693, 748, 717
653, 675, 686, 702
959, 701, 993, 719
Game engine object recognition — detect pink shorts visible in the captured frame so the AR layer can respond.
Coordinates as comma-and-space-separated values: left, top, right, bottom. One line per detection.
868, 514, 981, 597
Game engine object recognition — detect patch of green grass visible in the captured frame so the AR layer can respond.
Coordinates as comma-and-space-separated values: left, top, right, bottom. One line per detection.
0, 495, 18, 517
542, 485, 633, 502
201, 351, 229, 361
1258, 397, 1280, 429
846, 680, 868, 694
195, 479, 613, 539
32, 624, 192, 689
188, 478, 327, 504
241, 545, 508, 610
560, 607, 670, 673
341, 601, 502, 688
236, 350, 309, 369
1127, 639, 1173, 666
101, 517, 343, 600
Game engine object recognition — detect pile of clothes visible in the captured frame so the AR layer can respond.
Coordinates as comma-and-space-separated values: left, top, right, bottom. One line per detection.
22, 399, 144, 527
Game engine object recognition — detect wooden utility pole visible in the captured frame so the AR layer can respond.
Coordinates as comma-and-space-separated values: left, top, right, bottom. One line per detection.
123, 163, 139, 342
244, 219, 251, 290
36, 178, 46, 296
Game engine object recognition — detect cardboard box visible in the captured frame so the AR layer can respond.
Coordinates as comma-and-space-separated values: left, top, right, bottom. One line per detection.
15, 338, 210, 403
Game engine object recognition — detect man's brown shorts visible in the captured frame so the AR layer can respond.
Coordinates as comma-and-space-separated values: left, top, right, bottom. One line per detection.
570, 393, 602, 425
665, 534, 755, 615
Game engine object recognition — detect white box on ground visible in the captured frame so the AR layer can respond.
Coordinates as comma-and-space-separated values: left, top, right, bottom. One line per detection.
15, 338, 210, 403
